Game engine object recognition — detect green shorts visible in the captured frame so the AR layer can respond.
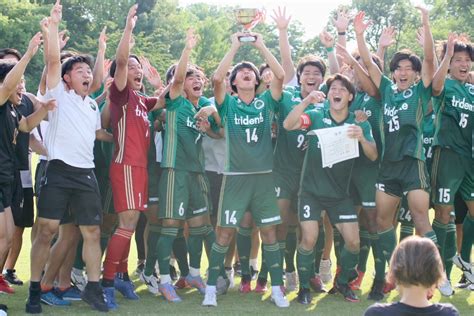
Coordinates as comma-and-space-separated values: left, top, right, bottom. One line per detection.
148, 162, 162, 206
158, 168, 209, 220
431, 147, 474, 205
217, 173, 281, 228
376, 156, 430, 198
298, 193, 357, 224
351, 162, 378, 209
274, 170, 300, 202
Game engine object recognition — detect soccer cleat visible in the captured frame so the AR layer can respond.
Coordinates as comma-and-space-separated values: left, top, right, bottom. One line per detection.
159, 282, 182, 302
297, 287, 312, 305
456, 275, 470, 289
103, 287, 118, 310
3, 269, 23, 286
81, 285, 109, 312
349, 270, 365, 291
368, 279, 385, 301
239, 275, 252, 293
335, 280, 359, 302
452, 255, 474, 284
250, 266, 259, 281
185, 275, 206, 294
71, 268, 87, 292
254, 278, 268, 293
233, 261, 242, 276
383, 280, 396, 294
202, 288, 217, 307
25, 287, 42, 314
140, 272, 160, 295
174, 276, 189, 289
225, 267, 235, 288
169, 265, 178, 281
0, 276, 14, 294
41, 289, 71, 306
216, 276, 230, 295
320, 259, 333, 284
57, 286, 82, 301
0, 304, 7, 316
271, 286, 290, 308
114, 277, 139, 300
309, 274, 326, 293
285, 271, 298, 292
134, 261, 145, 277
438, 278, 455, 296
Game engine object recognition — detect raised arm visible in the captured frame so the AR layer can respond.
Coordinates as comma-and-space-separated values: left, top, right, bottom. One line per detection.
169, 28, 198, 100
283, 90, 325, 130
213, 33, 241, 105
319, 30, 339, 74
19, 98, 56, 132
114, 4, 138, 92
90, 26, 107, 94
46, 0, 62, 90
375, 26, 396, 70
416, 6, 436, 87
354, 11, 382, 88
432, 34, 455, 96
0, 32, 42, 105
252, 33, 285, 101
271, 7, 295, 84
332, 8, 351, 49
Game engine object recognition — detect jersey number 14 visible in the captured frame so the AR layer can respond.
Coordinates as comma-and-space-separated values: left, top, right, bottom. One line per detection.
245, 128, 258, 143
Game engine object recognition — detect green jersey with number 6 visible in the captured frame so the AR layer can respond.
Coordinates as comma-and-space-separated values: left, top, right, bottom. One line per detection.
300, 109, 374, 199
378, 75, 432, 162
432, 78, 473, 159
218, 90, 278, 174
161, 95, 211, 173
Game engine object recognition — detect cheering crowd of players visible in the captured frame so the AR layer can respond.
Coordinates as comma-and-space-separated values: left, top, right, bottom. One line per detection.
0, 0, 472, 314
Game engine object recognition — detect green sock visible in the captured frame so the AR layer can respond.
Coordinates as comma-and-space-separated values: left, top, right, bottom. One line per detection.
236, 227, 252, 278
432, 219, 447, 257
338, 246, 359, 284
144, 225, 161, 276
263, 243, 283, 286
173, 228, 189, 277
258, 243, 268, 280
333, 228, 344, 267
188, 226, 207, 270
358, 229, 371, 273
444, 221, 457, 279
204, 225, 216, 259
371, 233, 385, 281
379, 227, 396, 266
285, 226, 297, 273
399, 221, 415, 242
296, 245, 314, 289
461, 214, 474, 262
156, 227, 178, 279
73, 238, 85, 270
313, 225, 325, 274
207, 243, 229, 286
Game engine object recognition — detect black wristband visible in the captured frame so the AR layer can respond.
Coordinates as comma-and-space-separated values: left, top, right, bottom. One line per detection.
338, 31, 346, 36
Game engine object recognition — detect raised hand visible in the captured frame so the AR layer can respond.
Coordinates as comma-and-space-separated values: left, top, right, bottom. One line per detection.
415, 5, 429, 19
185, 28, 199, 50
126, 4, 138, 31
354, 11, 370, 35
378, 26, 396, 49
26, 32, 43, 57
59, 30, 70, 50
331, 8, 352, 32
319, 29, 334, 48
103, 59, 112, 80
336, 43, 356, 67
445, 33, 456, 59
98, 26, 107, 52
50, 0, 62, 24
230, 32, 242, 48
271, 6, 291, 31
40, 17, 50, 35
354, 110, 368, 123
250, 32, 265, 49
306, 90, 326, 104
140, 56, 163, 89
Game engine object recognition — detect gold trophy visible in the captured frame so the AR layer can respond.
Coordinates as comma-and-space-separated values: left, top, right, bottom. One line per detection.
234, 8, 265, 42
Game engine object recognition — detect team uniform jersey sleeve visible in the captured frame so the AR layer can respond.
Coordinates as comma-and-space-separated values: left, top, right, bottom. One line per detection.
144, 95, 158, 111
260, 89, 280, 114
303, 108, 322, 130
216, 93, 231, 125
359, 120, 374, 143
165, 94, 184, 111
416, 80, 433, 115
108, 80, 129, 107
378, 75, 393, 98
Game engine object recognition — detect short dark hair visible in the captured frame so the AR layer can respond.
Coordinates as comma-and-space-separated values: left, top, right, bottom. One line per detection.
109, 54, 140, 78
165, 63, 207, 85
440, 36, 474, 61
389, 49, 422, 73
326, 74, 356, 106
61, 54, 94, 78
229, 61, 260, 94
296, 55, 327, 85
60, 50, 78, 63
388, 236, 443, 288
0, 60, 17, 83
258, 63, 270, 76
0, 48, 22, 61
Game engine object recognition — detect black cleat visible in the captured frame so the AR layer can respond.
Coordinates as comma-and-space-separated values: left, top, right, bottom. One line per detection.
4, 269, 23, 286
335, 280, 359, 302
25, 287, 42, 314
81, 284, 109, 312
169, 265, 178, 281
368, 279, 385, 301
297, 287, 312, 305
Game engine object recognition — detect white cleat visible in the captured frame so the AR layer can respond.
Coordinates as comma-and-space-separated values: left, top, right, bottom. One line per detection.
140, 271, 160, 295
320, 259, 332, 284
202, 288, 217, 307
285, 271, 298, 292
438, 278, 454, 296
452, 255, 474, 284
271, 286, 290, 308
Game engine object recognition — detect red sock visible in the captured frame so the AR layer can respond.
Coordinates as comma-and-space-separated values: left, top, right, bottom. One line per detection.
103, 228, 134, 281
117, 236, 133, 274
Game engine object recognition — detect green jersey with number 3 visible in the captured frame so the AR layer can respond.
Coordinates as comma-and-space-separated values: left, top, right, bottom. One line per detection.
218, 90, 278, 174
432, 78, 473, 159
300, 109, 374, 199
379, 75, 432, 162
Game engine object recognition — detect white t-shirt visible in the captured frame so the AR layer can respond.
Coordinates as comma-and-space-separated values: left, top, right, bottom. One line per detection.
44, 82, 101, 168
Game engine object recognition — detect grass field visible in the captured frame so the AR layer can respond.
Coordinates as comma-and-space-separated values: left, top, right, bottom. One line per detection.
4, 227, 474, 315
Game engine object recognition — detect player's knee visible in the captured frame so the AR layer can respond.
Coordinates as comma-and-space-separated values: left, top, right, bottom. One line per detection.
300, 234, 316, 250
81, 226, 101, 243
345, 238, 360, 252
216, 228, 234, 245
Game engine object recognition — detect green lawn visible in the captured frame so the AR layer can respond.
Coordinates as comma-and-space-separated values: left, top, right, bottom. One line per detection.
5, 228, 474, 315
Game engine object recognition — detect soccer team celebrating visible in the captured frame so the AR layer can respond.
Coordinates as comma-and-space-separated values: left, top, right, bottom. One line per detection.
0, 0, 472, 314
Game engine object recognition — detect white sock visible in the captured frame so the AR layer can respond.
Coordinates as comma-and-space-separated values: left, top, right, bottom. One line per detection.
250, 259, 258, 270
206, 285, 216, 294
170, 258, 177, 266
189, 267, 200, 277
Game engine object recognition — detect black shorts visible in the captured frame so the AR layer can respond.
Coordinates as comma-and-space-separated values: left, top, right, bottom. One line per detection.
206, 170, 223, 216
37, 160, 103, 226
0, 180, 13, 212
454, 192, 468, 225
11, 171, 34, 227
34, 160, 48, 197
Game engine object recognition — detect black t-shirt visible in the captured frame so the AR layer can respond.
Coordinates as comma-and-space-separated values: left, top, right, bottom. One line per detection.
0, 101, 22, 183
14, 95, 34, 170
365, 302, 459, 316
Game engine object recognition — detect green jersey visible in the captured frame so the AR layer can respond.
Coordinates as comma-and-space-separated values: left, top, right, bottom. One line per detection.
379, 75, 432, 162
91, 86, 114, 173
433, 78, 474, 159
161, 95, 211, 173
423, 110, 435, 172
218, 90, 278, 174
300, 108, 374, 199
